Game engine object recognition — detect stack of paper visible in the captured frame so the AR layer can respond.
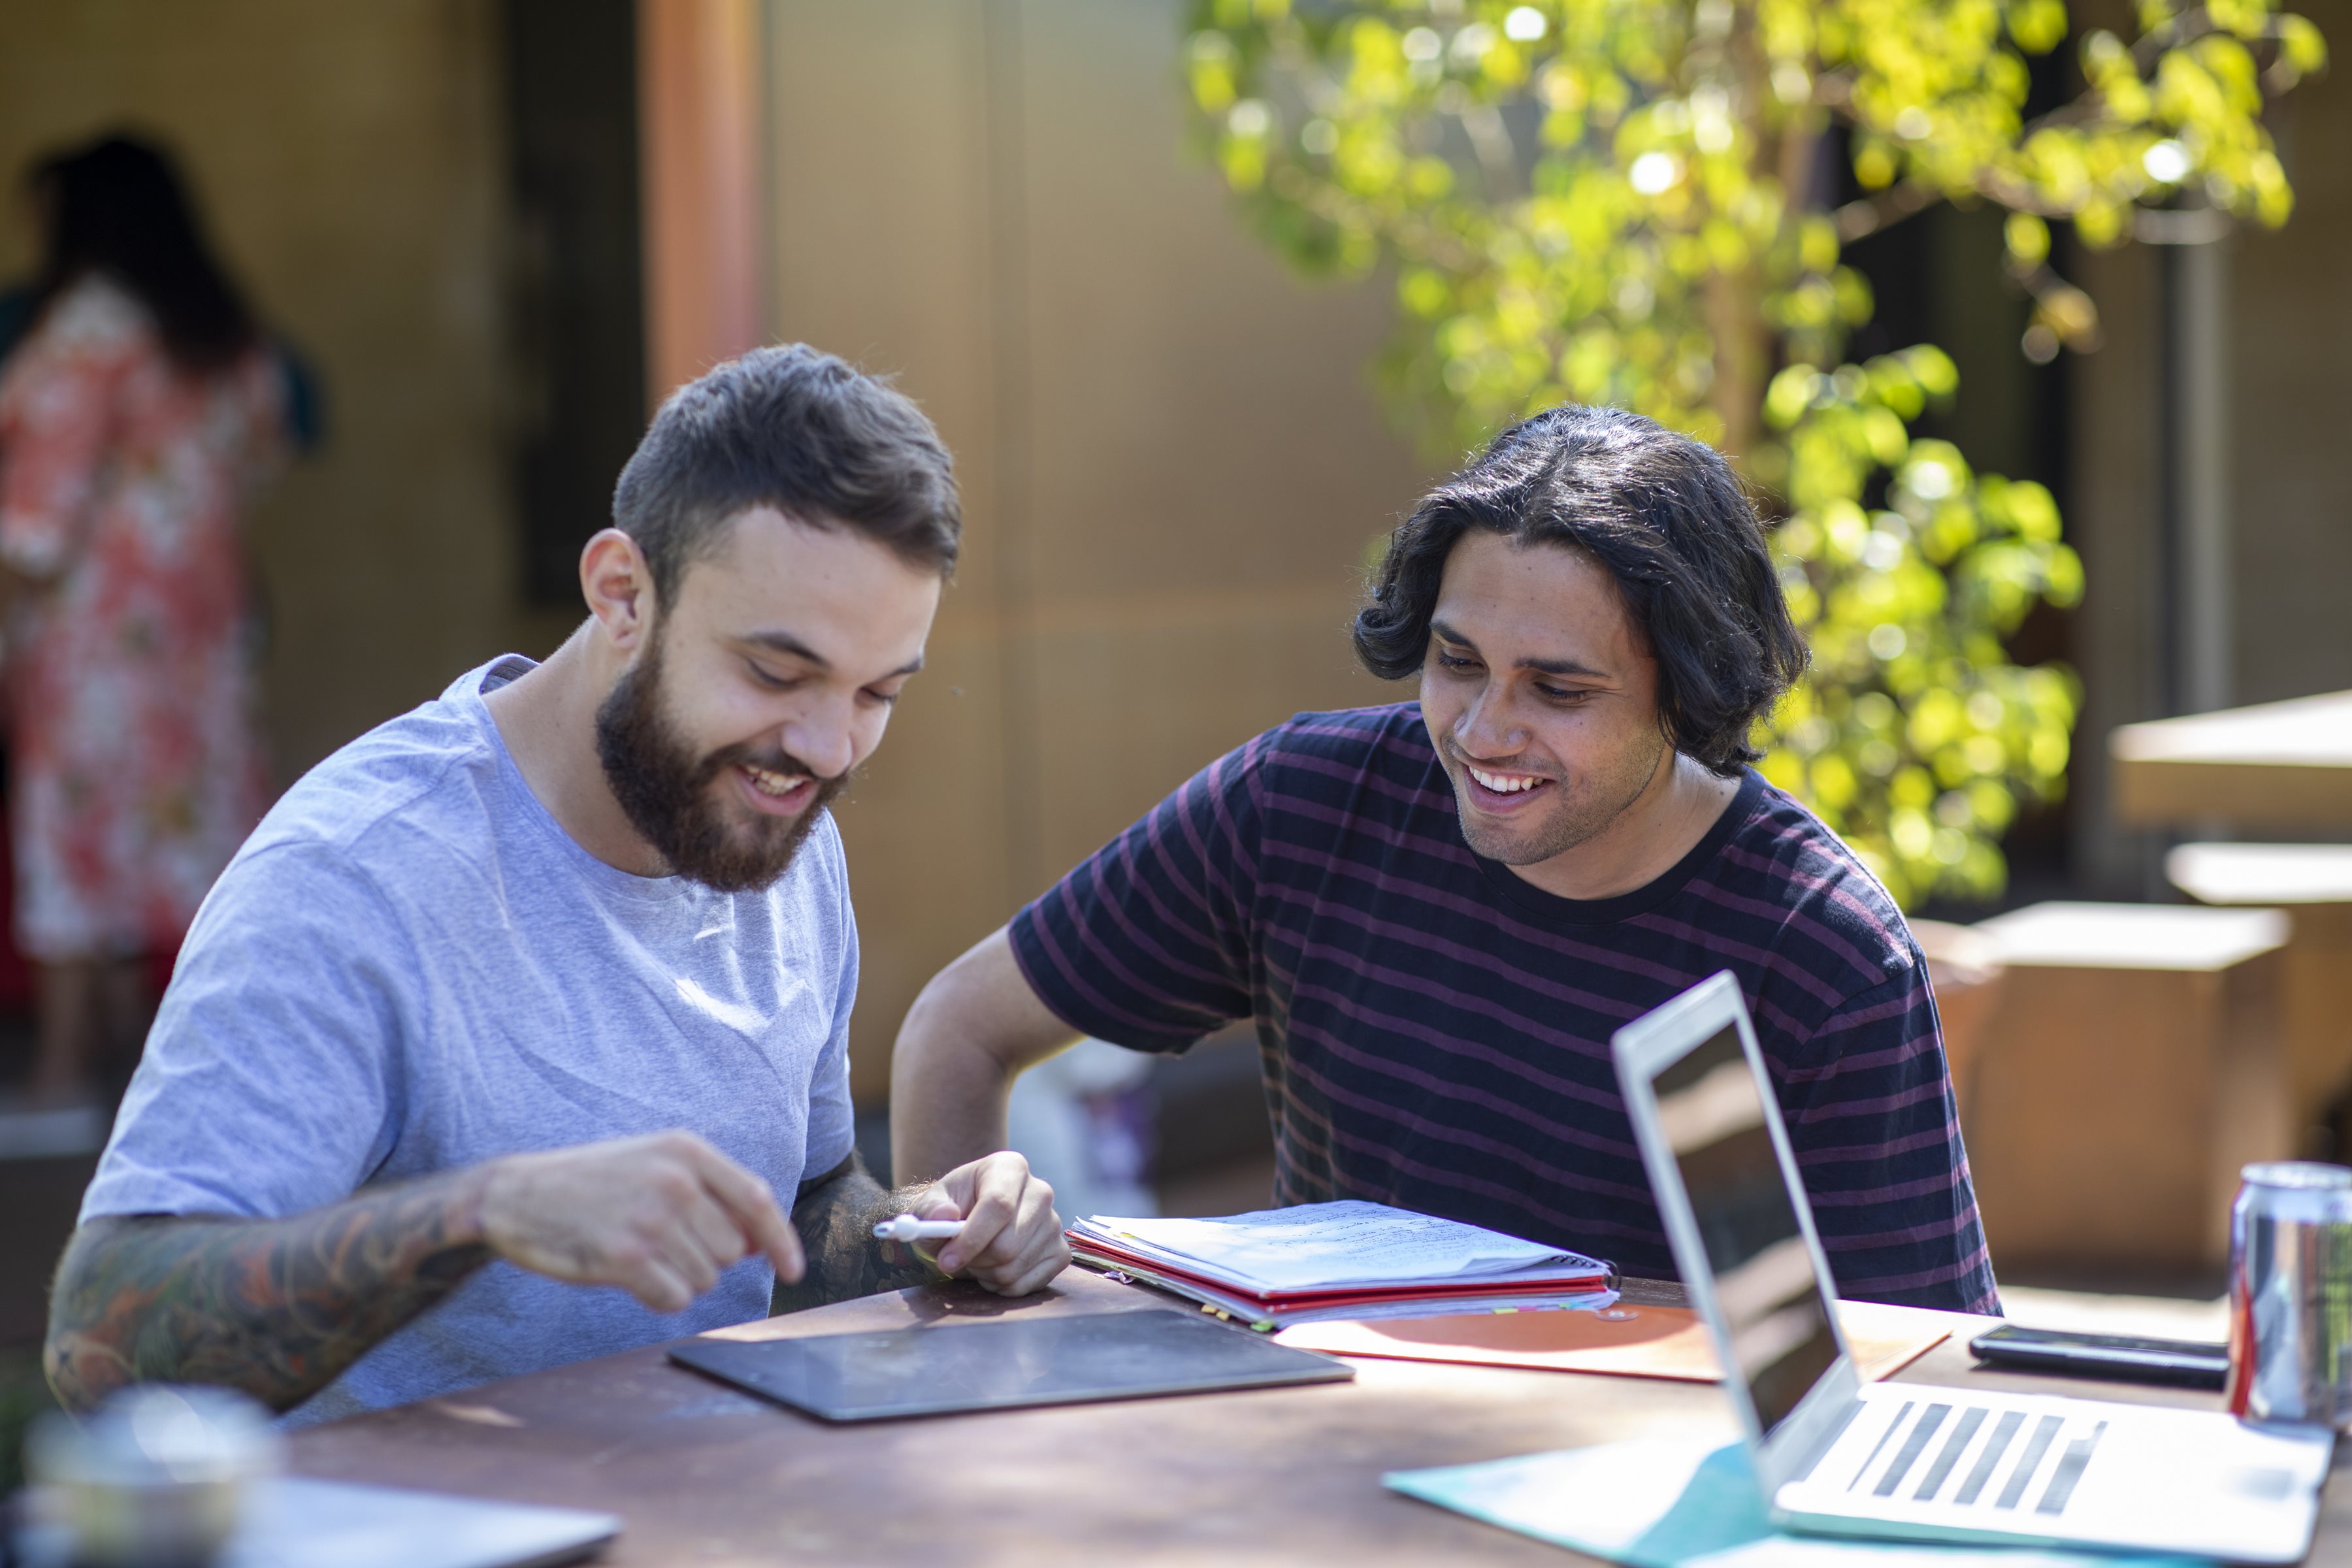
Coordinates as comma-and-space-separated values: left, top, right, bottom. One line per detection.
1066, 1200, 1616, 1326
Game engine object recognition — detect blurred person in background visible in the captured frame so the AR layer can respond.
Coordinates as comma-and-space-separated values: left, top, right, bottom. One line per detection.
0, 134, 284, 1104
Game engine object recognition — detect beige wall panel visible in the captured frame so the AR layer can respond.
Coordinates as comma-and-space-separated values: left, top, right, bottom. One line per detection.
764, 0, 1002, 596
1024, 588, 1403, 877
764, 2, 1428, 1096
1013, 1, 1432, 604
763, 2, 1015, 1100
0, 1, 531, 780
1007, 0, 1425, 886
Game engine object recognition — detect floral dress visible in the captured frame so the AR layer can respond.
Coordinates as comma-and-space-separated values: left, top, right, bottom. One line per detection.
0, 275, 280, 962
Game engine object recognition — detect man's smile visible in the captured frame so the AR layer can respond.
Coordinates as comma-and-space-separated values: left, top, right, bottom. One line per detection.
1460, 759, 1558, 813
1466, 764, 1545, 794
734, 762, 817, 816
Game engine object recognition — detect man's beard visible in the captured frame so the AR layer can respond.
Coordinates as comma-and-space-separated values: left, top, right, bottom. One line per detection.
593, 640, 846, 893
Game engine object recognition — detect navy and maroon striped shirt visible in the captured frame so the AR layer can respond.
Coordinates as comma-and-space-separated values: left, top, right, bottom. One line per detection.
1009, 703, 1997, 1313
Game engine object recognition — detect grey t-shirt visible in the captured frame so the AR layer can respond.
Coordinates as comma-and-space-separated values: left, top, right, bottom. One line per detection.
82, 656, 858, 1424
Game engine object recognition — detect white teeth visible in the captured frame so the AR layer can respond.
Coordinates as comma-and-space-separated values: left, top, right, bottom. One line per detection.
742, 765, 809, 798
1468, 766, 1543, 794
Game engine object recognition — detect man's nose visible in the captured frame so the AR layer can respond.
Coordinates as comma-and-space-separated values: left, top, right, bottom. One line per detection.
1453, 683, 1525, 759
783, 705, 857, 782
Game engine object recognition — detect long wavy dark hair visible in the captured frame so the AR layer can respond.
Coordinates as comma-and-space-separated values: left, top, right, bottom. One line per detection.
26, 133, 259, 374
1353, 405, 1809, 776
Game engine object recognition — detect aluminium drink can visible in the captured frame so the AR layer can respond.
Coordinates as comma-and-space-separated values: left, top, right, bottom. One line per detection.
2226, 1160, 2352, 1426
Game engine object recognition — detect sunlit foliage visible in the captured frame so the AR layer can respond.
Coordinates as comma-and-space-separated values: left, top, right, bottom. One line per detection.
1184, 0, 2321, 904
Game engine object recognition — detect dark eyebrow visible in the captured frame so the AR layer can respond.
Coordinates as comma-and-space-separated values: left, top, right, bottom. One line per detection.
1521, 654, 1609, 678
1428, 618, 1607, 679
741, 630, 830, 669
1429, 617, 1474, 652
739, 631, 924, 681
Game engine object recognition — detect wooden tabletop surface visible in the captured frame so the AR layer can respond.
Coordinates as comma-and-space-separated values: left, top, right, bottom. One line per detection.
2111, 689, 2352, 829
289, 1270, 2352, 1566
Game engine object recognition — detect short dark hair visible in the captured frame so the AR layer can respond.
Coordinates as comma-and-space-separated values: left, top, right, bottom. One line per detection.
1353, 405, 1808, 776
612, 344, 960, 604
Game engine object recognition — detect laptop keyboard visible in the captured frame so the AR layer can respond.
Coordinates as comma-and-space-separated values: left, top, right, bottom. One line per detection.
1844, 1401, 2108, 1516
1952, 1409, 2021, 1504
1912, 1406, 1985, 1499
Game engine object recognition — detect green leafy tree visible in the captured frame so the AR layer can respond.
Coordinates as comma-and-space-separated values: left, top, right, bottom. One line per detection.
1184, 0, 2324, 904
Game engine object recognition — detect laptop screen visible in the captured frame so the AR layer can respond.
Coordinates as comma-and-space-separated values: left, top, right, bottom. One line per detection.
1654, 1021, 1840, 1437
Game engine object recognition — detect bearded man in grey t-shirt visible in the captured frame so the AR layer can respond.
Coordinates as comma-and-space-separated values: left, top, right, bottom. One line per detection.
44, 345, 1070, 1423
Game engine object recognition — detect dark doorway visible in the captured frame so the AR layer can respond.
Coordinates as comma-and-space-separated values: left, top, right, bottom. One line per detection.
504, 0, 647, 605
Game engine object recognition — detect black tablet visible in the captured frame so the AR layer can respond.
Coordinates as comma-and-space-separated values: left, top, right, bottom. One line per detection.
668, 1307, 1354, 1422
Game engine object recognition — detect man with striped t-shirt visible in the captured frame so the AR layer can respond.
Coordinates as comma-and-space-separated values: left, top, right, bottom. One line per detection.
892, 404, 1998, 1313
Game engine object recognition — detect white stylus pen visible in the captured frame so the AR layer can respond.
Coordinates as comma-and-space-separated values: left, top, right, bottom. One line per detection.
872, 1213, 964, 1243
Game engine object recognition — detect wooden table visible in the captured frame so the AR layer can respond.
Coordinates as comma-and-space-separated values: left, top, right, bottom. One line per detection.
290, 1271, 2352, 1566
2112, 689, 2352, 828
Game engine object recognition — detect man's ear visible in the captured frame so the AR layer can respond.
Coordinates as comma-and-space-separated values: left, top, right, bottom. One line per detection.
580, 529, 655, 653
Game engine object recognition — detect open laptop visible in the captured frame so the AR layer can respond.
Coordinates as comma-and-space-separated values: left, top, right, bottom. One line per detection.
1611, 971, 2332, 1563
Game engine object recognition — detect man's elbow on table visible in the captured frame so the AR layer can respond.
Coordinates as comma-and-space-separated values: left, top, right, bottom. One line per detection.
44, 1226, 135, 1414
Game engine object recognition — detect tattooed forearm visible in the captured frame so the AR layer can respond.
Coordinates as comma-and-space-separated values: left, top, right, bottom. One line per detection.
44, 1173, 492, 1414
770, 1152, 939, 1315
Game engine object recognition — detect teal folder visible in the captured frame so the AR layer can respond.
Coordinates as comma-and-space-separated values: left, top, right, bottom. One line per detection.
1384, 1437, 2207, 1567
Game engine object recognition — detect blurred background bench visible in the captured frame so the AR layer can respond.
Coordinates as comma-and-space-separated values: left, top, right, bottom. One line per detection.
1963, 901, 2289, 1280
